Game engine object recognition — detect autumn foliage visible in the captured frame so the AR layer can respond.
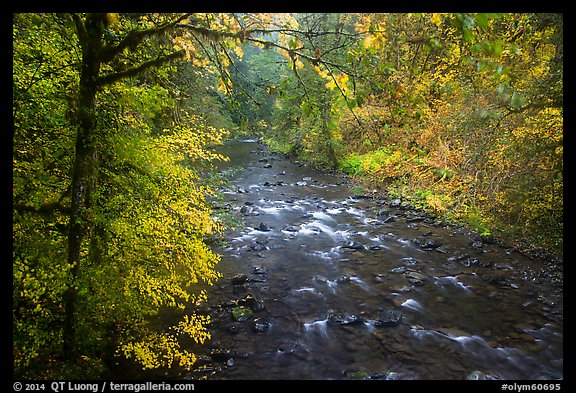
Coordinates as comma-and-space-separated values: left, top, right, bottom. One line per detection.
12, 12, 562, 379
260, 13, 563, 253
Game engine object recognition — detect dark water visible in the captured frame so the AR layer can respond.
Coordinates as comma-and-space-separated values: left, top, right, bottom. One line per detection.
170, 139, 563, 380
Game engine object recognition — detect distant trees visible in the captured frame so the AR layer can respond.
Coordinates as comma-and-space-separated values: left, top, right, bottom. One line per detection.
245, 13, 562, 253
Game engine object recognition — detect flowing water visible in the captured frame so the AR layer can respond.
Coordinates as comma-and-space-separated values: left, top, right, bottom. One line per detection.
158, 139, 563, 380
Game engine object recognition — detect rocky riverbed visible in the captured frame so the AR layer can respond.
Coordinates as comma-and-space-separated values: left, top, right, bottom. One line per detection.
141, 139, 564, 380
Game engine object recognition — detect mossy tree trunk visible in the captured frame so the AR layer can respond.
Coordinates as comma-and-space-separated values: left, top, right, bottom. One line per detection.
63, 13, 105, 361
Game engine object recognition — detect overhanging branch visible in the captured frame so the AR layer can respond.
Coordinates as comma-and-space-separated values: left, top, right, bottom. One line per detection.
98, 14, 191, 64
95, 50, 185, 86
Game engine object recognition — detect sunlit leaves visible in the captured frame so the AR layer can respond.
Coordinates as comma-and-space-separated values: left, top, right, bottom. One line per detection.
120, 332, 199, 371
274, 12, 562, 253
13, 12, 234, 378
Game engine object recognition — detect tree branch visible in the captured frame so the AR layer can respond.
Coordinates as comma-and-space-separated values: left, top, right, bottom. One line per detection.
95, 50, 185, 86
71, 13, 88, 49
14, 202, 71, 216
323, 62, 365, 130
99, 14, 191, 63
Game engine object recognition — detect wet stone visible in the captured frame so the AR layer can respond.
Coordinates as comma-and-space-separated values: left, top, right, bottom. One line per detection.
249, 275, 267, 282
252, 265, 268, 275
209, 349, 234, 363
328, 313, 364, 326
419, 239, 443, 250
252, 318, 272, 333
342, 241, 364, 250
403, 257, 420, 266
230, 274, 249, 285
375, 309, 402, 327
238, 294, 265, 312
373, 273, 388, 282
255, 222, 271, 232
240, 205, 257, 216
336, 274, 352, 283
405, 271, 426, 285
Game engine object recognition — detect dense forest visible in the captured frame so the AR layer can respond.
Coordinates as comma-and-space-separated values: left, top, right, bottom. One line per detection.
13, 13, 562, 379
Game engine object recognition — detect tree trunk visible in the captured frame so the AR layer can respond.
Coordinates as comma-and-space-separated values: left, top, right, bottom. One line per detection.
63, 13, 104, 362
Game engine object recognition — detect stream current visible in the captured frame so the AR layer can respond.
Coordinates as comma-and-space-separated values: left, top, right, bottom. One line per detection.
166, 139, 562, 380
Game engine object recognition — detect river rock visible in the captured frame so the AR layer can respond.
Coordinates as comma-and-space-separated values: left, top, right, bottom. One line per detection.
405, 271, 426, 285
336, 274, 352, 283
238, 293, 265, 312
252, 265, 268, 275
448, 254, 480, 267
373, 273, 388, 282
209, 349, 234, 363
419, 239, 442, 250
252, 318, 272, 333
375, 309, 402, 326
328, 313, 364, 326
254, 222, 270, 232
383, 371, 401, 380
342, 241, 364, 250
230, 273, 249, 285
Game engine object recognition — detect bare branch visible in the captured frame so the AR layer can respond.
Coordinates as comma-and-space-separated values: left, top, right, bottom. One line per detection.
323, 62, 364, 130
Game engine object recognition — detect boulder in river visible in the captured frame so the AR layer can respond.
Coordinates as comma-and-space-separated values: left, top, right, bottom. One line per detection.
375, 309, 402, 327
342, 241, 364, 250
336, 274, 352, 283
405, 271, 426, 285
419, 239, 443, 250
252, 317, 272, 333
328, 313, 364, 326
255, 222, 271, 232
230, 273, 249, 285
238, 293, 265, 312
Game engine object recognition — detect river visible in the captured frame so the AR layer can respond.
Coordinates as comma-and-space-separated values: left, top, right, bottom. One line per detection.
151, 139, 564, 380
